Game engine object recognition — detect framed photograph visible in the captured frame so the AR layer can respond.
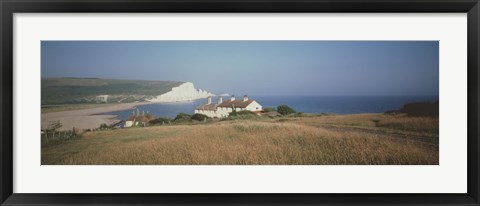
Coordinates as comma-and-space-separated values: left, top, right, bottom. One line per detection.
1, 0, 479, 205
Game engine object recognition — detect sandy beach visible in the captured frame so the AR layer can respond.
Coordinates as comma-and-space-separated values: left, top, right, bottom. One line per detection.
41, 102, 152, 131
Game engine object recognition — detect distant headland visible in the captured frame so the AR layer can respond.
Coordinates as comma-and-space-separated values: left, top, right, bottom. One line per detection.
41, 78, 214, 105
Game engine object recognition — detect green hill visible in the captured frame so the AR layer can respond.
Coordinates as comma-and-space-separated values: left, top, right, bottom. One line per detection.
41, 78, 183, 105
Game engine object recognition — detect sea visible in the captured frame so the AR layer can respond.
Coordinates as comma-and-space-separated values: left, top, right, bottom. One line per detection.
104, 95, 439, 120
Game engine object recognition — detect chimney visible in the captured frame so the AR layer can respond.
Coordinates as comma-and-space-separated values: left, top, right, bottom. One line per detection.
207, 96, 212, 105
217, 96, 223, 104
231, 95, 235, 101
243, 95, 248, 102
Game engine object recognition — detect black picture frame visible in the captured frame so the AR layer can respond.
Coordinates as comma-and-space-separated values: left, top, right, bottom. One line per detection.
1, 0, 479, 205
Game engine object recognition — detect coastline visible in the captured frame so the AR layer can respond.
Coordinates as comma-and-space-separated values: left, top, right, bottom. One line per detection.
41, 96, 439, 131
41, 102, 154, 131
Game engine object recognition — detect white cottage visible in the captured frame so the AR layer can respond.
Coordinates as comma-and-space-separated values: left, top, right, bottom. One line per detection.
195, 95, 263, 118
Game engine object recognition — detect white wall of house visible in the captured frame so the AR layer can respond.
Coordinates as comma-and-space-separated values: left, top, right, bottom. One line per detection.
195, 101, 262, 118
195, 109, 223, 118
125, 120, 134, 127
214, 107, 232, 118
246, 101, 263, 111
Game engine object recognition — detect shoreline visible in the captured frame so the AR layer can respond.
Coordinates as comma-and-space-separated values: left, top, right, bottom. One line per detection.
41, 100, 376, 131
41, 102, 154, 131
41, 97, 436, 131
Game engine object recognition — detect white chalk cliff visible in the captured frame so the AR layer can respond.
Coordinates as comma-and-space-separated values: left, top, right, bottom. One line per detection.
147, 82, 214, 103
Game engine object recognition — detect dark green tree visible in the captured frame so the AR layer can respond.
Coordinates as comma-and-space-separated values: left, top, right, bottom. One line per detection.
277, 105, 296, 115
229, 106, 237, 116
150, 117, 173, 125
236, 110, 257, 116
174, 113, 191, 121
191, 113, 209, 121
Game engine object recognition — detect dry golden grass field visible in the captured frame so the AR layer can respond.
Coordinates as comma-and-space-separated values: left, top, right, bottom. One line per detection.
41, 114, 439, 165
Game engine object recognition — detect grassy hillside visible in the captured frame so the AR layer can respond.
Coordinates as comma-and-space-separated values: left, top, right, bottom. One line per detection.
41, 114, 439, 165
41, 78, 183, 105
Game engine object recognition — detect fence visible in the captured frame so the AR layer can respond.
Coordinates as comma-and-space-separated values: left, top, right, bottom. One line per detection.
41, 127, 80, 143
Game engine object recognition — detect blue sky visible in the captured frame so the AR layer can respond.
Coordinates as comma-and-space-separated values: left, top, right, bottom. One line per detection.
41, 41, 439, 96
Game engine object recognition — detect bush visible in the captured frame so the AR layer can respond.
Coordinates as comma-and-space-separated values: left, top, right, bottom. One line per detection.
229, 108, 237, 116
229, 110, 256, 117
174, 113, 191, 121
263, 107, 276, 112
149, 117, 173, 125
228, 110, 263, 120
191, 113, 209, 121
277, 104, 296, 115
237, 110, 257, 116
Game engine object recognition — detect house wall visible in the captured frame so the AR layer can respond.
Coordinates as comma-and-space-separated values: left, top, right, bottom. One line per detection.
246, 101, 263, 111
215, 107, 231, 118
195, 109, 224, 118
194, 100, 263, 118
125, 121, 134, 127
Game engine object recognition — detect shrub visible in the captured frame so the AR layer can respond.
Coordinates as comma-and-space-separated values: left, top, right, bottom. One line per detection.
149, 117, 173, 125
237, 110, 257, 116
229, 110, 256, 117
277, 104, 296, 115
174, 113, 191, 121
263, 107, 276, 112
191, 113, 209, 121
229, 107, 237, 116
229, 110, 263, 120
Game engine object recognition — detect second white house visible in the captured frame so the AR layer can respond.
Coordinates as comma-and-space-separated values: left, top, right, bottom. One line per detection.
195, 95, 263, 118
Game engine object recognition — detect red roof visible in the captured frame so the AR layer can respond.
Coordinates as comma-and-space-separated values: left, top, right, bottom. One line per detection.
217, 99, 254, 108
196, 103, 218, 111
